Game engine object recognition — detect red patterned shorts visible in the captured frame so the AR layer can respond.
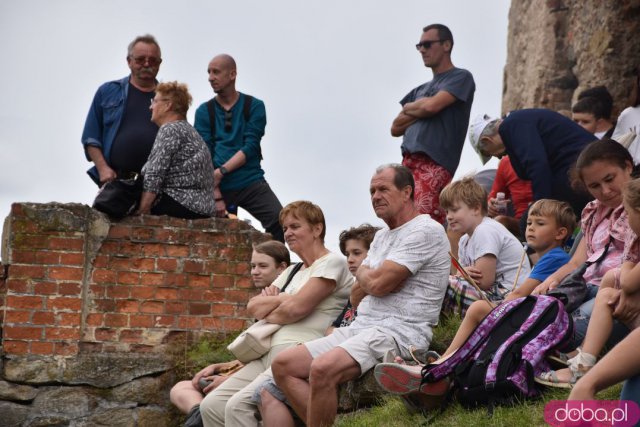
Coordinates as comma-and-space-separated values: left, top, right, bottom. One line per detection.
402, 152, 452, 224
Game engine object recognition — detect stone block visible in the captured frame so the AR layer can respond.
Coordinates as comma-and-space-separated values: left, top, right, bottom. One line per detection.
136, 406, 172, 427
338, 370, 386, 412
0, 400, 30, 426
76, 408, 136, 427
0, 379, 39, 402
32, 387, 97, 417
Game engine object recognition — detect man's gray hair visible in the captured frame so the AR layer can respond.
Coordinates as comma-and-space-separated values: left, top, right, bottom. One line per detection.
127, 34, 161, 57
374, 164, 415, 200
480, 119, 501, 138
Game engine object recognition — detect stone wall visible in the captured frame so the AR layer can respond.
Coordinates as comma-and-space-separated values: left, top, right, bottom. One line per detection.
0, 203, 268, 426
503, 0, 640, 114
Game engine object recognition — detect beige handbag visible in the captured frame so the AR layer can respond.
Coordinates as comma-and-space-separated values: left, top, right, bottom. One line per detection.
227, 263, 303, 362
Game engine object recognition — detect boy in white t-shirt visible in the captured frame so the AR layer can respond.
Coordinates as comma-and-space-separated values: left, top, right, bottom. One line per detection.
439, 176, 531, 316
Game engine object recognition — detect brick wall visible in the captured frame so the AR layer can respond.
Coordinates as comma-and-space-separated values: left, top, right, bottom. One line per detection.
0, 202, 268, 356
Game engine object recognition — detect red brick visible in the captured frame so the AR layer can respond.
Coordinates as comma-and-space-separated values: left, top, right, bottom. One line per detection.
45, 327, 80, 340
130, 344, 155, 353
3, 340, 29, 354
109, 257, 131, 271
60, 253, 84, 266
140, 273, 164, 286
235, 306, 249, 318
4, 326, 43, 339
12, 219, 39, 233
225, 290, 252, 303
89, 284, 106, 297
190, 245, 210, 258
202, 290, 226, 302
130, 258, 155, 271
154, 287, 178, 300
99, 241, 120, 255
154, 228, 178, 241
223, 318, 247, 331
92, 268, 116, 284
117, 271, 140, 286
30, 341, 55, 355
165, 273, 187, 286
94, 299, 116, 312
212, 275, 234, 288
93, 255, 109, 268
188, 275, 211, 288
178, 289, 204, 300
54, 341, 78, 356
10, 250, 36, 263
206, 261, 229, 274
211, 304, 235, 316
107, 225, 132, 239
178, 230, 199, 242
177, 316, 201, 329
48, 237, 84, 251
116, 299, 139, 313
234, 262, 250, 275
119, 241, 142, 256
57, 312, 81, 326
153, 315, 175, 327
48, 266, 83, 281
10, 265, 46, 279
156, 258, 178, 272
32, 311, 55, 325
58, 282, 81, 295
119, 329, 143, 343
201, 317, 224, 330
34, 281, 57, 295
165, 301, 186, 314
106, 285, 130, 299
184, 260, 205, 273
79, 342, 104, 352
165, 245, 189, 257
105, 313, 128, 327
86, 313, 104, 326
6, 279, 29, 293
13, 235, 48, 250
49, 297, 82, 311
4, 310, 32, 323
130, 286, 155, 299
189, 303, 211, 315
140, 301, 164, 313
142, 244, 164, 256
129, 315, 153, 328
140, 215, 166, 226
131, 227, 155, 240
7, 295, 43, 310
236, 277, 253, 289
95, 328, 118, 341
35, 251, 61, 264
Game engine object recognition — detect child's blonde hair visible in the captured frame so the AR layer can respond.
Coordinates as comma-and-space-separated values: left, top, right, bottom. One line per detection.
527, 199, 576, 244
439, 176, 488, 215
623, 178, 640, 211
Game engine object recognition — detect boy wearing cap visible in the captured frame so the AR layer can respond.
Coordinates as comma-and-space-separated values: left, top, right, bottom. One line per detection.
469, 109, 594, 218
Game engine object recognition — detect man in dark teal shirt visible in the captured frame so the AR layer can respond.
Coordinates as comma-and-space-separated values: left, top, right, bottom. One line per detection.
194, 54, 284, 242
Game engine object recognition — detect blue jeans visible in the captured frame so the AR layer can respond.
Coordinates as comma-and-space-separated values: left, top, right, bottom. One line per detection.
621, 376, 640, 427
571, 284, 629, 350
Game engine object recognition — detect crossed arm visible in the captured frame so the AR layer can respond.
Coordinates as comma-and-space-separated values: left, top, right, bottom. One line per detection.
356, 260, 411, 297
390, 91, 457, 137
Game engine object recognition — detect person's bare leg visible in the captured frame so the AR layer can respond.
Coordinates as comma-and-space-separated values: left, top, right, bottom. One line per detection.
258, 389, 295, 427
170, 380, 203, 414
272, 345, 314, 425
570, 327, 640, 400
443, 300, 493, 357
307, 347, 361, 427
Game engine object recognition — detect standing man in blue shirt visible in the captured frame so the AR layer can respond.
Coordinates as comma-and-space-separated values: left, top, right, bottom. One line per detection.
82, 34, 162, 185
194, 54, 284, 242
391, 23, 475, 224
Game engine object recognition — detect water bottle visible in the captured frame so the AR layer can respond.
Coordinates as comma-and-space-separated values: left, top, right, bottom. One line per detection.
495, 192, 507, 216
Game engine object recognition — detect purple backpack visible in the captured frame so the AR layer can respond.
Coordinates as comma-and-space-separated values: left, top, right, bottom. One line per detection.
423, 295, 572, 409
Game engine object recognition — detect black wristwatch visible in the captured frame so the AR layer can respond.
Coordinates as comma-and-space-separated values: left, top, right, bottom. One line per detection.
219, 166, 229, 176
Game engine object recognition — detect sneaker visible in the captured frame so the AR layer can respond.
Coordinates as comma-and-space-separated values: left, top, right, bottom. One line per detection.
374, 363, 450, 396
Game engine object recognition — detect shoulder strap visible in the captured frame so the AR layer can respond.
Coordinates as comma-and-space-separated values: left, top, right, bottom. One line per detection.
241, 95, 262, 160
206, 98, 217, 156
281, 262, 303, 293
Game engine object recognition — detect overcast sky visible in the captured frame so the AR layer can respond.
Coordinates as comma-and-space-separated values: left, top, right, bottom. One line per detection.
0, 0, 508, 258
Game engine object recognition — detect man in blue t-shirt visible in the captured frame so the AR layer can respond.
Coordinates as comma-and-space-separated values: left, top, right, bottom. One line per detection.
194, 55, 284, 242
82, 34, 162, 185
391, 23, 475, 224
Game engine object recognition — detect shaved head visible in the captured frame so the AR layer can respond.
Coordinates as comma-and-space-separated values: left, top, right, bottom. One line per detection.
211, 54, 236, 71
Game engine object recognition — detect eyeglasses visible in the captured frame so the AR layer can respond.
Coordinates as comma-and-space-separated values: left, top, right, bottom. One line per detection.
415, 40, 444, 50
150, 98, 170, 106
130, 56, 162, 66
224, 111, 233, 132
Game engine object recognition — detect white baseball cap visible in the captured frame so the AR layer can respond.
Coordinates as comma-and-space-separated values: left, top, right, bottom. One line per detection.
468, 114, 497, 164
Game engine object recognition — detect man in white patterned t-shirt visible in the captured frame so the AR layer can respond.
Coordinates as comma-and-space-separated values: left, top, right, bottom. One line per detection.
270, 164, 450, 427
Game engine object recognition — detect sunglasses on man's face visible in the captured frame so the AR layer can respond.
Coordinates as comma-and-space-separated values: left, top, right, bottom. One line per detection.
415, 40, 444, 50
